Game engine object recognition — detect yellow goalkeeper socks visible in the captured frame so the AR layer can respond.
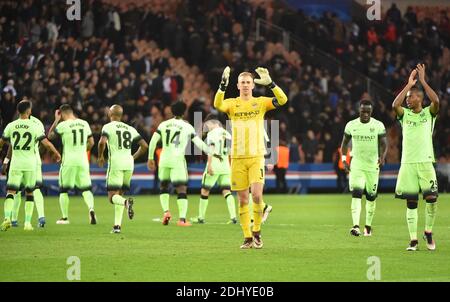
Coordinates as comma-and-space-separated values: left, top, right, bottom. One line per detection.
252, 202, 263, 233
239, 204, 252, 238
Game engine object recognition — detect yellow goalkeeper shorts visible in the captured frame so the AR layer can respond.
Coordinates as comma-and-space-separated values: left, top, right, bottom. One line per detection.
230, 157, 265, 191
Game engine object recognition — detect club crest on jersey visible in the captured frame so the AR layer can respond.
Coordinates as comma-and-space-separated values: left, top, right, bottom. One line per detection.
370, 128, 375, 132
252, 103, 258, 108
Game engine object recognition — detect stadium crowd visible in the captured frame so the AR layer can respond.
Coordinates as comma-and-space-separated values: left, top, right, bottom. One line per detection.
0, 0, 449, 166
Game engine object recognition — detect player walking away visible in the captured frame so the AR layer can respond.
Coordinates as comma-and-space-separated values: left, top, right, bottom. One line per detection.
392, 64, 440, 251
190, 114, 237, 225
2, 115, 49, 228
98, 105, 148, 234
0, 100, 61, 231
147, 101, 215, 227
341, 99, 387, 237
214, 66, 288, 249
48, 105, 96, 225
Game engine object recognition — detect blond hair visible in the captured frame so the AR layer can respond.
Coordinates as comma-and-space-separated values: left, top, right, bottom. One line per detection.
238, 72, 254, 80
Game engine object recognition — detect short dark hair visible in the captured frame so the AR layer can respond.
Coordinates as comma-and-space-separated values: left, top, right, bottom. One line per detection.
409, 87, 424, 96
171, 101, 187, 117
59, 104, 73, 113
17, 100, 32, 114
204, 114, 219, 123
359, 99, 373, 107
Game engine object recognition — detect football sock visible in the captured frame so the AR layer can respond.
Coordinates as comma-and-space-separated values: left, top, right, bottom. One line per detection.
177, 193, 188, 219
248, 194, 253, 220
11, 193, 21, 221
239, 204, 252, 238
115, 204, 124, 226
225, 193, 236, 219
82, 191, 94, 211
160, 193, 170, 212
34, 189, 45, 219
199, 195, 208, 220
59, 193, 69, 219
24, 196, 34, 224
425, 199, 437, 233
351, 198, 362, 227
261, 200, 266, 210
4, 194, 14, 221
112, 194, 126, 206
252, 201, 263, 233
406, 203, 418, 241
365, 200, 376, 227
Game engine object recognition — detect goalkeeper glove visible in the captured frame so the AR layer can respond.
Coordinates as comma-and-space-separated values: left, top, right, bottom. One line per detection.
254, 67, 275, 87
219, 66, 230, 91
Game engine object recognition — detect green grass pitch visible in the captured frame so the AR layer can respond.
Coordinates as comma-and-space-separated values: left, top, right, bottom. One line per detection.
1, 193, 449, 282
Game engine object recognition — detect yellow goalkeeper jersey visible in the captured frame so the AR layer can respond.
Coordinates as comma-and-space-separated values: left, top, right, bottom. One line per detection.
214, 92, 276, 159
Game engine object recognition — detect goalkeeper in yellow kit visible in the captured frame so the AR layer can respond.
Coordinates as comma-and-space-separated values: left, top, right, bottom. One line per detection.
214, 66, 288, 249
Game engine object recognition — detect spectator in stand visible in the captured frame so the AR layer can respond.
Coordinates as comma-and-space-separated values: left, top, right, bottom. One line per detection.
274, 139, 290, 193
302, 130, 319, 163
367, 26, 379, 48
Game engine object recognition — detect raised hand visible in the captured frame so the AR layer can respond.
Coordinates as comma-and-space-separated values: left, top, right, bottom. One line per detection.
220, 66, 230, 90
408, 69, 417, 87
416, 63, 426, 84
254, 67, 272, 86
54, 109, 61, 122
